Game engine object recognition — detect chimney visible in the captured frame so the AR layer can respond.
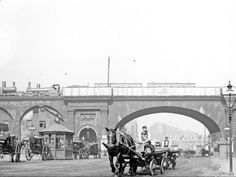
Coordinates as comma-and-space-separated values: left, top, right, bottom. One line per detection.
13, 81, 16, 87
2, 81, 6, 88
36, 84, 40, 88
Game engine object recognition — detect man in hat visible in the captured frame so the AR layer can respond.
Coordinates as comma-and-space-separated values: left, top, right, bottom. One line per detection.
163, 136, 171, 148
139, 126, 152, 152
141, 126, 151, 143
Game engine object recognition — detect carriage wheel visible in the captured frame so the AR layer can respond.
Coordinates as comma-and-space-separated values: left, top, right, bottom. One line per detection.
149, 158, 158, 176
73, 153, 78, 159
166, 157, 171, 170
42, 145, 50, 161
160, 156, 167, 174
25, 145, 33, 161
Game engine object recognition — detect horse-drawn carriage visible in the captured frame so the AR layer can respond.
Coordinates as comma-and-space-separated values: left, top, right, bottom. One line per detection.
103, 127, 179, 177
24, 136, 50, 161
73, 141, 99, 159
0, 123, 22, 162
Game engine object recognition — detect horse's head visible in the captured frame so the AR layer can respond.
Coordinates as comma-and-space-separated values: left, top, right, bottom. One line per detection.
105, 127, 117, 146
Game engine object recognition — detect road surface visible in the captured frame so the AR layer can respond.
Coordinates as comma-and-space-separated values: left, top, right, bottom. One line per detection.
0, 155, 222, 176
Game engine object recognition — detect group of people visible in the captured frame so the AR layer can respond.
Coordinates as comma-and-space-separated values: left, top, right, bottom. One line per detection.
139, 125, 170, 152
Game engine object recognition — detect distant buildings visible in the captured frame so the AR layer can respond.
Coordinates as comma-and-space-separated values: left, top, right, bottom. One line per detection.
149, 122, 205, 150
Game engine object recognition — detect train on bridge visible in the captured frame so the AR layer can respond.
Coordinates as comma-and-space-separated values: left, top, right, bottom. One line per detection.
0, 82, 61, 97
0, 81, 220, 97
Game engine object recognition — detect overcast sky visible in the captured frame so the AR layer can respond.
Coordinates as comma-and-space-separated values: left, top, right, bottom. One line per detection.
0, 0, 236, 90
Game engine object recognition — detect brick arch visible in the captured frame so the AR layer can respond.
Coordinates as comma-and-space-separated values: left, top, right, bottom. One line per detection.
78, 125, 98, 143
19, 105, 64, 139
19, 105, 64, 123
0, 107, 13, 120
115, 106, 221, 135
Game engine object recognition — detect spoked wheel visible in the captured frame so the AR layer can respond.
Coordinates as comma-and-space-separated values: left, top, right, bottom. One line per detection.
160, 156, 167, 174
166, 157, 171, 170
149, 158, 158, 176
42, 145, 50, 161
25, 145, 33, 161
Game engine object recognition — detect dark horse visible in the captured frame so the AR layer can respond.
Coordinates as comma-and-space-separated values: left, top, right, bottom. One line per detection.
103, 127, 137, 177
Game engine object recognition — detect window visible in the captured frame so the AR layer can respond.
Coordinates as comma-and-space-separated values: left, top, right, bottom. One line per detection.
56, 135, 64, 149
3, 120, 9, 126
66, 135, 72, 149
26, 120, 32, 129
39, 121, 46, 129
49, 134, 54, 143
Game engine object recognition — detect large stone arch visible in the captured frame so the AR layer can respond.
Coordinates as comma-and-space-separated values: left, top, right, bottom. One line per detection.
20, 104, 64, 140
115, 106, 221, 136
19, 105, 64, 123
0, 107, 14, 120
78, 125, 98, 143
0, 107, 14, 133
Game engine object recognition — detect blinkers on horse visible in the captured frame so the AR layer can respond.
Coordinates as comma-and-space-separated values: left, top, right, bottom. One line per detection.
103, 127, 137, 177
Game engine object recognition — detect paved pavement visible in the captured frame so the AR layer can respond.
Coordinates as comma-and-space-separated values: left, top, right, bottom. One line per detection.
214, 156, 236, 176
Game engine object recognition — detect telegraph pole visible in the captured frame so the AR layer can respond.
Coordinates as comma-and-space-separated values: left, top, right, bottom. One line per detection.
107, 57, 110, 87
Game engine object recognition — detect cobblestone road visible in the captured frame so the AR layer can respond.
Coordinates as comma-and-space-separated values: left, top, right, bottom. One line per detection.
0, 155, 223, 176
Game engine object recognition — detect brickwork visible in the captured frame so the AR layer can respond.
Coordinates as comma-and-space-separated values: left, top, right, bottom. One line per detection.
0, 95, 231, 153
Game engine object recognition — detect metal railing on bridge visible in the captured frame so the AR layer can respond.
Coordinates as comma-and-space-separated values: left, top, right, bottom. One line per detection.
62, 87, 221, 97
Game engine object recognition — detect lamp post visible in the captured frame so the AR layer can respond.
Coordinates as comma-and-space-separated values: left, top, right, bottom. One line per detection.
222, 81, 236, 175
225, 126, 230, 160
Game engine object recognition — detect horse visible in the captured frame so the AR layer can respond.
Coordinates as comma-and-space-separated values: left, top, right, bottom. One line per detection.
103, 127, 137, 177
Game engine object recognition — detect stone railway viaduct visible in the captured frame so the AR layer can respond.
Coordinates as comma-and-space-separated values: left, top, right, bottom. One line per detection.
0, 86, 234, 154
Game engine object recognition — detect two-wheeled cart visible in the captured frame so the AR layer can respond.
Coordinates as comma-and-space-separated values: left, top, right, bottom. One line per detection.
120, 142, 169, 176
